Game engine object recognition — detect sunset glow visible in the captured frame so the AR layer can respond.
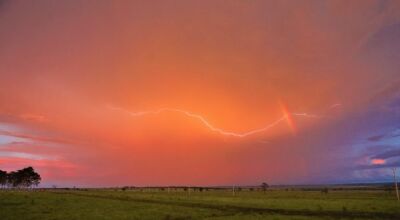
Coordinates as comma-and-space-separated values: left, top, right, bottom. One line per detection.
371, 159, 386, 165
1, 0, 400, 187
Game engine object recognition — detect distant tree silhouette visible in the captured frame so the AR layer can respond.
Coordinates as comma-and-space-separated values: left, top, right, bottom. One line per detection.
7, 171, 18, 188
261, 182, 269, 193
0, 167, 41, 189
321, 187, 329, 194
0, 170, 7, 188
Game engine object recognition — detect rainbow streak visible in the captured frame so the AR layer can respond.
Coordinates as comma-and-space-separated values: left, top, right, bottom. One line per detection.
280, 103, 296, 134
109, 106, 322, 138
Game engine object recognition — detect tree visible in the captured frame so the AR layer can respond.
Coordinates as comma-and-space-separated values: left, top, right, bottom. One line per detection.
2, 167, 41, 189
7, 171, 19, 188
261, 182, 269, 193
31, 171, 41, 188
0, 170, 7, 188
23, 167, 41, 188
321, 187, 329, 194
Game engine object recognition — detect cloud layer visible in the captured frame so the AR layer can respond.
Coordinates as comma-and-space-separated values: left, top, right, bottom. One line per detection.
0, 0, 400, 186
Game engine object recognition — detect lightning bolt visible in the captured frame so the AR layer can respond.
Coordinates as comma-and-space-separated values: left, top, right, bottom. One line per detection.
291, 113, 324, 118
329, 103, 342, 109
109, 106, 323, 138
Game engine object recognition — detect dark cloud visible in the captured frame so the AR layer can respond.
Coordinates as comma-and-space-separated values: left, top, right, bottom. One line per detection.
0, 130, 74, 145
365, 22, 400, 57
0, 0, 7, 9
368, 134, 385, 142
372, 149, 400, 160
356, 161, 400, 170
367, 127, 400, 142
366, 81, 400, 109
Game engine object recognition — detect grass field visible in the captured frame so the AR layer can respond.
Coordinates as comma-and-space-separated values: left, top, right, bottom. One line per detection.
1, 188, 400, 219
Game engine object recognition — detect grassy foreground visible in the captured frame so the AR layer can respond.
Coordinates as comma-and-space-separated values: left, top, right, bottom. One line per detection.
1, 189, 399, 219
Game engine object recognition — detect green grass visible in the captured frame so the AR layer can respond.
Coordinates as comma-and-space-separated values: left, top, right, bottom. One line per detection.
0, 189, 399, 219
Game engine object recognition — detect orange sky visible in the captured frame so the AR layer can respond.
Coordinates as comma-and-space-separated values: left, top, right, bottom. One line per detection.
1, 0, 400, 186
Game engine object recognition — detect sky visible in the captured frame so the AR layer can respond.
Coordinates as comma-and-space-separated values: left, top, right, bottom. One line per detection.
0, 0, 400, 187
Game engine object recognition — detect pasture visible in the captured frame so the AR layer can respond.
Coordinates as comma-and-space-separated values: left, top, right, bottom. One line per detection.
1, 188, 399, 219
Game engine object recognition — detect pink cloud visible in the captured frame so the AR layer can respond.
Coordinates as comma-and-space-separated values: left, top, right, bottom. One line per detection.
371, 158, 386, 165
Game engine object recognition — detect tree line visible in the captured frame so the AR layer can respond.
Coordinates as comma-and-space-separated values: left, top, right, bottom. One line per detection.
0, 167, 41, 189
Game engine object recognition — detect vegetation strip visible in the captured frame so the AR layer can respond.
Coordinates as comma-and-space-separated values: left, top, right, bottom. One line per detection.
53, 191, 400, 219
